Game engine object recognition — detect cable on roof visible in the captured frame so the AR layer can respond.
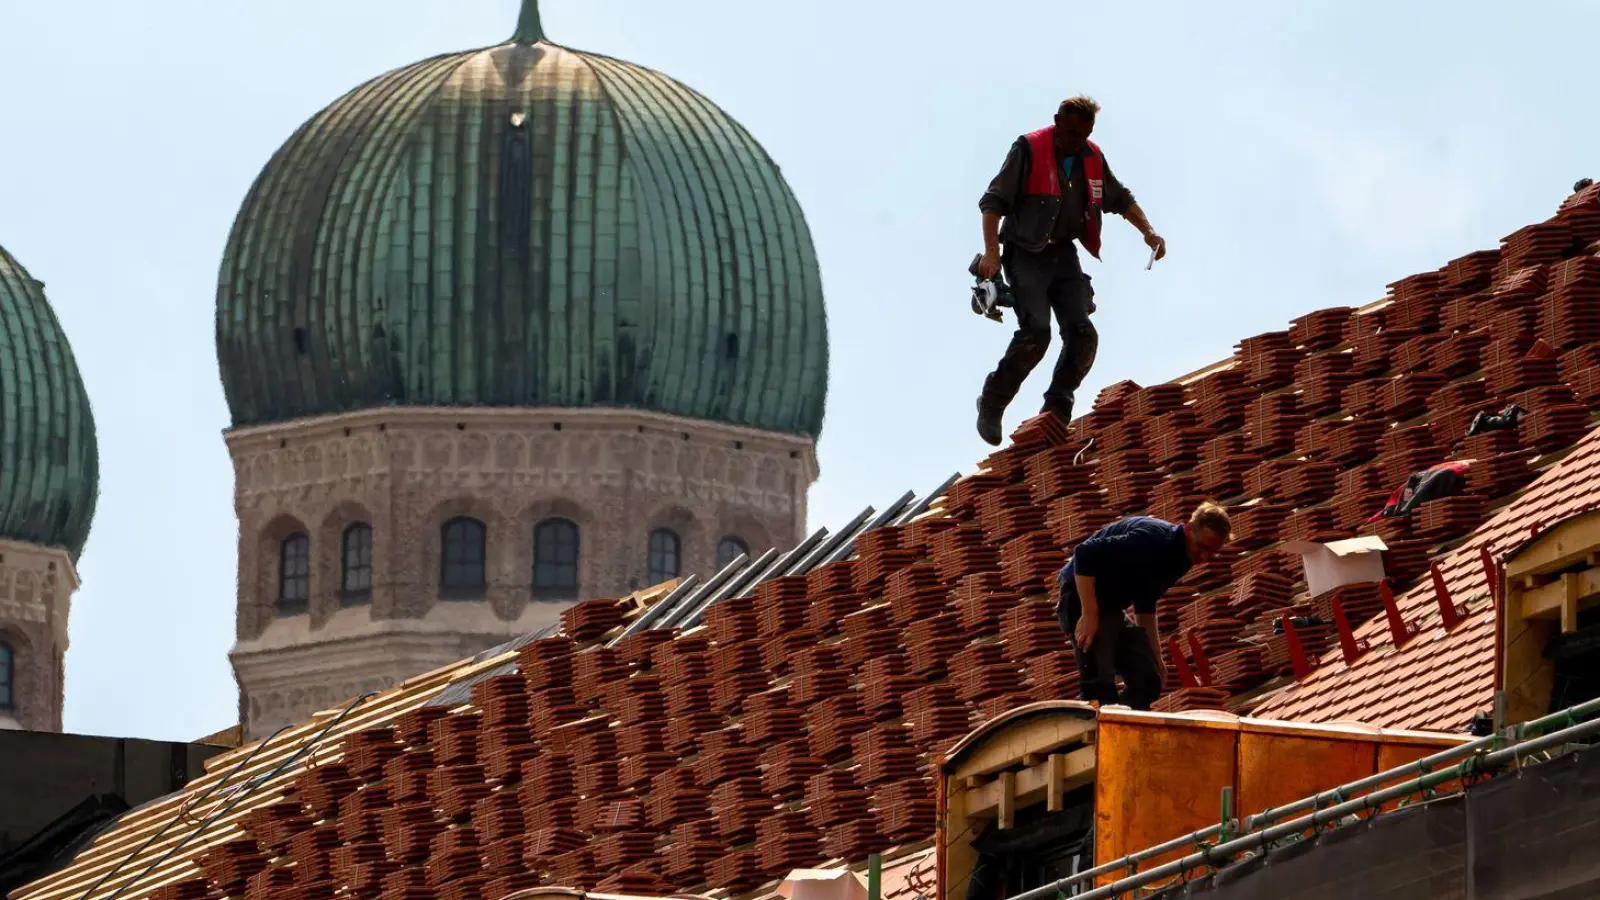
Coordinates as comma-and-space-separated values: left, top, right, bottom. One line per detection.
76, 724, 295, 900
104, 692, 379, 900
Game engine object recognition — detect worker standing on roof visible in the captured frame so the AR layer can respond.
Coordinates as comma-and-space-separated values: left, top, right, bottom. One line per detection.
974, 96, 1167, 446
1055, 503, 1232, 710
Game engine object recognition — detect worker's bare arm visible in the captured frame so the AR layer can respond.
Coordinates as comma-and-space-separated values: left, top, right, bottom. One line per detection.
1073, 573, 1100, 649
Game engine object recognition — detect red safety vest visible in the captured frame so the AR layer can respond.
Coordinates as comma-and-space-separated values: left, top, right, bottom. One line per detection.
1023, 126, 1105, 259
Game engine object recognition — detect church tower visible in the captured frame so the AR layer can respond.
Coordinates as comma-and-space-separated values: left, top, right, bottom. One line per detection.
217, 0, 830, 738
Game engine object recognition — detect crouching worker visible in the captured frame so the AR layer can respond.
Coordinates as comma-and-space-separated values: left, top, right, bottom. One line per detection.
1055, 503, 1232, 710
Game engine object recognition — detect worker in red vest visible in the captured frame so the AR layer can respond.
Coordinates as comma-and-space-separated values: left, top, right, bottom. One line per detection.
974, 96, 1166, 445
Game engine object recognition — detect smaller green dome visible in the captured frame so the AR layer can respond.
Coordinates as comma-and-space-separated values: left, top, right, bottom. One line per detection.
0, 244, 99, 560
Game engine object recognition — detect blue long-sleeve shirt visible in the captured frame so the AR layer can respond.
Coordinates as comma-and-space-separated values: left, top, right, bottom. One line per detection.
1056, 516, 1193, 622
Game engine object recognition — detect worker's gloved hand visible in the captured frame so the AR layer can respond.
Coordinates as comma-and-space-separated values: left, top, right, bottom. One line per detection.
977, 249, 1002, 280
1144, 232, 1168, 261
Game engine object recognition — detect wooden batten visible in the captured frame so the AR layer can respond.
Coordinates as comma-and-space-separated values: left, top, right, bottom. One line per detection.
1502, 509, 1600, 726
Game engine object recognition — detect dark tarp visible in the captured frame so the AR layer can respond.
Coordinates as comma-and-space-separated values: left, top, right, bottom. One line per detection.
1152, 747, 1600, 900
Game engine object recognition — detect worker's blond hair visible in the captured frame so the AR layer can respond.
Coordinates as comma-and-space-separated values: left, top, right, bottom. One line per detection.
1057, 95, 1102, 122
1189, 501, 1232, 540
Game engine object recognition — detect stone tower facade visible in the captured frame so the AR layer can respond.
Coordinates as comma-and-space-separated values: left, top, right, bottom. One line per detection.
228, 407, 814, 738
0, 541, 78, 732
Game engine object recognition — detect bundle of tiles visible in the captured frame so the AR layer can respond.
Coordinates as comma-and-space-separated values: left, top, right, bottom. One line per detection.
613, 629, 674, 668
902, 612, 965, 678
1485, 352, 1561, 398
195, 838, 268, 898
662, 836, 725, 886
945, 472, 1010, 519
1047, 490, 1118, 546
1246, 393, 1307, 456
1381, 371, 1449, 420
343, 726, 404, 781
518, 637, 575, 691
1098, 415, 1147, 453
1227, 502, 1289, 551
1155, 586, 1199, 636
743, 693, 805, 745
841, 604, 900, 667
645, 781, 710, 831
1281, 504, 1341, 544
1351, 329, 1406, 378
1153, 686, 1234, 712
1295, 351, 1357, 416
1010, 410, 1075, 448
574, 758, 620, 797
1023, 650, 1080, 702
1198, 436, 1257, 497
805, 769, 872, 829
1290, 306, 1354, 349
430, 763, 494, 820
861, 655, 921, 720
978, 483, 1047, 541
1209, 646, 1265, 689
949, 643, 1024, 703
244, 801, 313, 854
471, 792, 526, 845
716, 772, 778, 833
1499, 220, 1571, 273
956, 576, 1015, 637
1184, 546, 1243, 592
931, 524, 1000, 584
293, 762, 357, 820
425, 827, 486, 886
1023, 446, 1098, 506
1000, 531, 1065, 594
1522, 402, 1591, 452
1104, 468, 1166, 513
1244, 458, 1299, 502
1237, 330, 1302, 389
873, 778, 938, 843
1341, 376, 1393, 418
754, 810, 821, 874
1192, 366, 1252, 430
1226, 571, 1298, 620
806, 696, 870, 763
884, 563, 949, 626
853, 528, 921, 591
754, 576, 812, 640
381, 803, 446, 865
594, 867, 670, 896
902, 682, 971, 745
473, 673, 531, 730
385, 748, 437, 803
999, 599, 1063, 661
1150, 416, 1207, 468
824, 818, 895, 864
1150, 473, 1204, 524
1569, 365, 1600, 409
561, 597, 628, 640
1391, 333, 1445, 377
707, 850, 766, 894
1433, 329, 1494, 378
1417, 494, 1486, 542
544, 847, 597, 889
1311, 582, 1383, 631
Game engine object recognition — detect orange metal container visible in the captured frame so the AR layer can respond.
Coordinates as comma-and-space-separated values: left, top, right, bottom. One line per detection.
1092, 709, 1240, 886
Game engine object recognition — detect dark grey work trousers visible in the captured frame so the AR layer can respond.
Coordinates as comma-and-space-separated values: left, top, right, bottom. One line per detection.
1056, 585, 1163, 711
981, 241, 1099, 418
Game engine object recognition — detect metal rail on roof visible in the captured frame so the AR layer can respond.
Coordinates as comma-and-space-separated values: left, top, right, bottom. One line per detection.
654, 553, 752, 632
1004, 692, 1600, 900
733, 526, 831, 596
894, 472, 960, 525
613, 573, 702, 641
675, 547, 782, 629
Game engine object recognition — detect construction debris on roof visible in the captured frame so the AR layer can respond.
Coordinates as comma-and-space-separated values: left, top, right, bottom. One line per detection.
17, 188, 1600, 900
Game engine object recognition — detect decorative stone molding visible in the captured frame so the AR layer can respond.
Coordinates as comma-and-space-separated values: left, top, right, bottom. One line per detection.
0, 538, 79, 732
226, 406, 816, 739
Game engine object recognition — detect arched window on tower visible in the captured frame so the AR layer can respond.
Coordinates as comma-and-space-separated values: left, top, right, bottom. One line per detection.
441, 517, 487, 597
341, 522, 373, 604
533, 518, 580, 601
0, 641, 13, 710
278, 532, 310, 616
648, 528, 681, 585
717, 536, 749, 569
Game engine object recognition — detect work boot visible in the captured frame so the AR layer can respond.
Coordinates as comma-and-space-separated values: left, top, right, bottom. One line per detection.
976, 398, 1004, 446
1042, 400, 1074, 423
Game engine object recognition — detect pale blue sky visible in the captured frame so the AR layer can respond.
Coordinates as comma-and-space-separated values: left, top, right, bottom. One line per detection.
1, 0, 1594, 741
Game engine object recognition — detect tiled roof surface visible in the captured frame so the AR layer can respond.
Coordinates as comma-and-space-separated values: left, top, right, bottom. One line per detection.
21, 189, 1600, 900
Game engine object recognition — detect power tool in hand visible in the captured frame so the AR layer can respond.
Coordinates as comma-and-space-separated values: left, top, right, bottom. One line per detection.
968, 253, 1015, 323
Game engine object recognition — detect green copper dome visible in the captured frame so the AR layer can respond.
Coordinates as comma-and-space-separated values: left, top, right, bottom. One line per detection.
216, 0, 828, 437
0, 244, 98, 561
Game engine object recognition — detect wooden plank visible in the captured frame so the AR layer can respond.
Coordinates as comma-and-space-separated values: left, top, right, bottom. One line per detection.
952, 718, 1095, 782
13, 652, 510, 900
1565, 572, 1582, 634
1520, 567, 1600, 620
1505, 511, 1600, 579
966, 746, 1096, 818
997, 771, 1016, 830
1046, 753, 1066, 812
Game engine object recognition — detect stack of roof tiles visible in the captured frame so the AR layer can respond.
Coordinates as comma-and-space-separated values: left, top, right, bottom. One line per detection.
34, 187, 1600, 900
